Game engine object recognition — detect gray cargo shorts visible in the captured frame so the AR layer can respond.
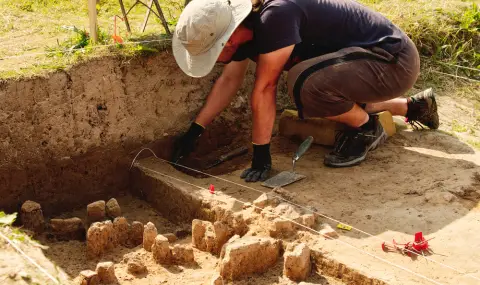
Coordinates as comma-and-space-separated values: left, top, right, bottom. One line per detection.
287, 37, 420, 119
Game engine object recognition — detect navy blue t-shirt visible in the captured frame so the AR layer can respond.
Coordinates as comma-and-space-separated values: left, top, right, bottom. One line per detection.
232, 0, 408, 70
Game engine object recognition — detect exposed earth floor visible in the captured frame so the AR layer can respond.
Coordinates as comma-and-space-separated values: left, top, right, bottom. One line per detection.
136, 94, 480, 285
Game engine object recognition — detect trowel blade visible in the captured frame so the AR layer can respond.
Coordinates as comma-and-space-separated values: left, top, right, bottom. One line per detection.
261, 171, 306, 188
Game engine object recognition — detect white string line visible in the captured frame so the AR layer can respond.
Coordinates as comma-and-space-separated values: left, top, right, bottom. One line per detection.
429, 70, 480, 83
130, 148, 480, 281
0, 39, 172, 61
135, 163, 446, 285
430, 60, 480, 72
0, 231, 59, 284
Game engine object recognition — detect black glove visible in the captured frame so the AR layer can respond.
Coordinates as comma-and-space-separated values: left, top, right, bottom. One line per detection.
240, 143, 272, 182
170, 122, 205, 164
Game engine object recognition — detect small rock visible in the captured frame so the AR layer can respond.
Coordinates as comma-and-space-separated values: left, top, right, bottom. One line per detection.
220, 235, 240, 259
19, 271, 31, 282
50, 217, 85, 241
443, 192, 456, 203
163, 233, 177, 243
152, 235, 172, 264
20, 200, 45, 234
87, 221, 115, 258
253, 193, 269, 213
192, 219, 234, 255
113, 217, 130, 247
230, 213, 249, 236
242, 203, 252, 210
79, 270, 99, 285
319, 223, 338, 239
143, 222, 157, 251
172, 244, 195, 264
211, 273, 224, 285
96, 262, 117, 284
219, 236, 281, 280
272, 186, 296, 202
127, 258, 147, 275
192, 219, 212, 251
301, 214, 316, 228
87, 201, 106, 224
106, 198, 122, 219
273, 203, 302, 222
269, 218, 295, 237
283, 243, 311, 282
129, 221, 144, 247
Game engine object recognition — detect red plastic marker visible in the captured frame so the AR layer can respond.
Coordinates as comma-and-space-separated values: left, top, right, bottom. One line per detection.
209, 184, 215, 195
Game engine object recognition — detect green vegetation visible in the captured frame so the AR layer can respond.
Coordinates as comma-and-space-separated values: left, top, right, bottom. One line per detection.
0, 211, 17, 226
0, 0, 478, 81
452, 120, 469, 133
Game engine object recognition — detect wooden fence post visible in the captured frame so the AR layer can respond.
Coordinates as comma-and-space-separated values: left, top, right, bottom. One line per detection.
88, 0, 98, 43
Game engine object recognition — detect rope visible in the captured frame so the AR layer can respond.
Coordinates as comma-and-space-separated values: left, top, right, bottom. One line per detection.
130, 148, 480, 282
0, 231, 59, 284
134, 162, 448, 285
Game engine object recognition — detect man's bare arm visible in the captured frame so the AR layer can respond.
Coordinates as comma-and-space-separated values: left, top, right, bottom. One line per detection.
196, 59, 250, 127
251, 45, 295, 144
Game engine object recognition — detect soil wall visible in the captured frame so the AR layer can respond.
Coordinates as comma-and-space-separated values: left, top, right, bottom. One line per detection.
0, 52, 290, 215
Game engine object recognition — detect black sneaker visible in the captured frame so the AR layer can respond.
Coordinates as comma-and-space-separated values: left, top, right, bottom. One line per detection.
324, 115, 387, 167
405, 88, 439, 130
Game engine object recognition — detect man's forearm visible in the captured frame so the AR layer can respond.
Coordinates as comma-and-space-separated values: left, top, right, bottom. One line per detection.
195, 61, 248, 127
251, 86, 277, 145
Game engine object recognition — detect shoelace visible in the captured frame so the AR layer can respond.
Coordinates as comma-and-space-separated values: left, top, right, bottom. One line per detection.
333, 128, 376, 155
405, 117, 426, 130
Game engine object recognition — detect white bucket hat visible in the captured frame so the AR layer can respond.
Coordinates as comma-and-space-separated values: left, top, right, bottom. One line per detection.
172, 0, 253, 78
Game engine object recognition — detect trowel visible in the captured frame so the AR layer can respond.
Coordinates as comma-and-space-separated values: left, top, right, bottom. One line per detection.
261, 136, 314, 188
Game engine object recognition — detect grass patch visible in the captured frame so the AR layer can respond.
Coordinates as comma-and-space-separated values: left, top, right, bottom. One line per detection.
0, 0, 478, 81
452, 120, 469, 132
467, 139, 480, 149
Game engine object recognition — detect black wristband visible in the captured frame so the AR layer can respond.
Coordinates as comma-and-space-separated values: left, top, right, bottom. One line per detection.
252, 143, 271, 168
186, 122, 205, 139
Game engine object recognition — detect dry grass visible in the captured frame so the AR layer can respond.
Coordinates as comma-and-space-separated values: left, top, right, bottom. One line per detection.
0, 0, 478, 84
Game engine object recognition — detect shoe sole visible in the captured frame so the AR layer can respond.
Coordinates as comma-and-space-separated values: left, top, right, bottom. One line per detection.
324, 130, 387, 168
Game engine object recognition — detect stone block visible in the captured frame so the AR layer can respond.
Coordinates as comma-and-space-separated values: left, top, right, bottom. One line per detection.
87, 201, 106, 224
163, 233, 177, 243
127, 258, 147, 275
20, 201, 45, 234
79, 270, 99, 285
269, 218, 295, 237
87, 221, 115, 258
96, 262, 117, 284
152, 235, 172, 264
283, 243, 311, 282
319, 223, 339, 239
106, 198, 121, 219
172, 244, 195, 264
219, 236, 281, 280
129, 221, 144, 247
143, 222, 157, 251
113, 217, 130, 247
279, 109, 396, 146
50, 217, 85, 241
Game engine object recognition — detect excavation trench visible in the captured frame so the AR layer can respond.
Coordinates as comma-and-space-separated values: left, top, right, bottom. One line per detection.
0, 50, 386, 284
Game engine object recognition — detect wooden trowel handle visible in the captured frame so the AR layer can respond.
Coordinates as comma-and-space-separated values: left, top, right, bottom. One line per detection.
219, 146, 249, 162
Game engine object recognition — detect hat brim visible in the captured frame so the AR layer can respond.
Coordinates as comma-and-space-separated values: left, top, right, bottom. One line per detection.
173, 0, 252, 78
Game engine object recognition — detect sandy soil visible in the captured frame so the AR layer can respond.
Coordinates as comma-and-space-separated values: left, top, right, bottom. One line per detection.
135, 93, 480, 285
0, 196, 344, 285
195, 95, 480, 285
